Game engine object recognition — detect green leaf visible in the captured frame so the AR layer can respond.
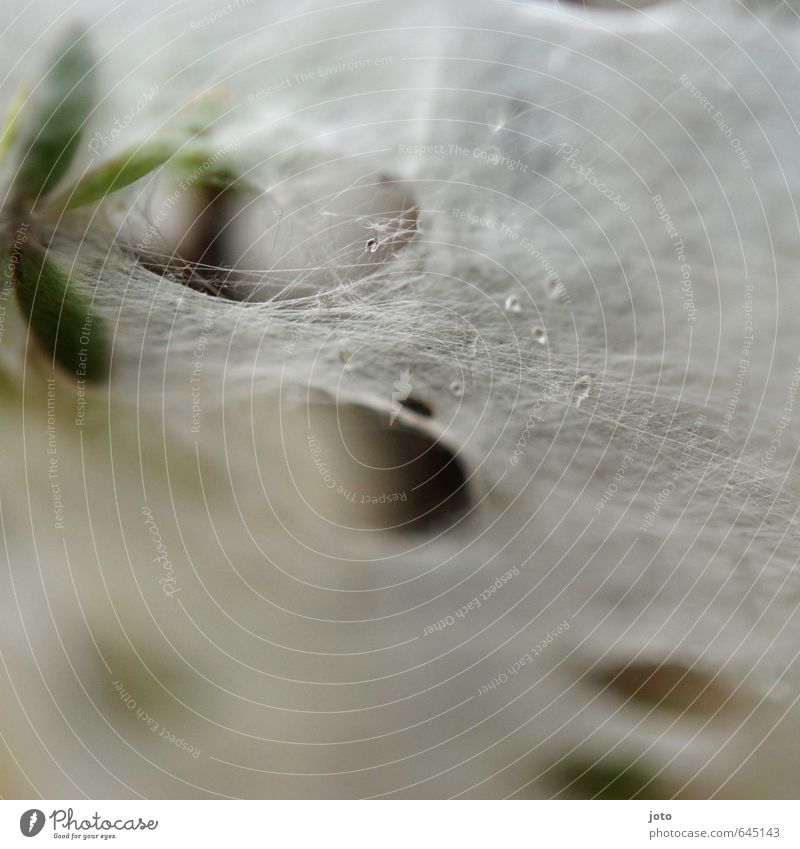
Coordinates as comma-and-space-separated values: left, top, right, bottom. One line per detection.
47, 87, 233, 211
558, 759, 665, 800
54, 141, 177, 210
12, 26, 95, 203
13, 243, 109, 381
0, 85, 28, 160
172, 87, 230, 137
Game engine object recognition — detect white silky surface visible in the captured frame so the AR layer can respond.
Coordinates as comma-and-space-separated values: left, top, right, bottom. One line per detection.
1, 0, 800, 798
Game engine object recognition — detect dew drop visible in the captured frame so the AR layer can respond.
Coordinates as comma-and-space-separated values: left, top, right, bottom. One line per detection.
450, 381, 464, 398
546, 277, 563, 300
573, 375, 592, 408
486, 105, 507, 133
505, 294, 522, 314
532, 326, 547, 345
487, 99, 528, 133
366, 238, 379, 253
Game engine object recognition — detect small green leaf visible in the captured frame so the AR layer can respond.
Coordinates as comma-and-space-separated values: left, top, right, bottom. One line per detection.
558, 759, 665, 800
47, 87, 233, 210
54, 141, 177, 210
12, 26, 95, 203
0, 85, 28, 160
173, 87, 230, 137
14, 243, 109, 381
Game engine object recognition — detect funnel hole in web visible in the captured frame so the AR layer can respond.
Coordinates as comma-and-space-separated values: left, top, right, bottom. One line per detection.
300, 401, 471, 532
132, 173, 420, 303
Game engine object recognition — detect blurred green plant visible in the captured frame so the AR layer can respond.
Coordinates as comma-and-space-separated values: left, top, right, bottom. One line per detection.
14, 243, 109, 380
558, 758, 667, 800
0, 25, 232, 382
8, 24, 95, 207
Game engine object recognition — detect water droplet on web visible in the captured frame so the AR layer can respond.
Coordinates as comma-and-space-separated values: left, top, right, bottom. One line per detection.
487, 107, 506, 133
573, 375, 592, 408
366, 238, 379, 253
532, 326, 547, 345
546, 277, 563, 300
505, 295, 522, 314
487, 99, 529, 133
450, 381, 464, 398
